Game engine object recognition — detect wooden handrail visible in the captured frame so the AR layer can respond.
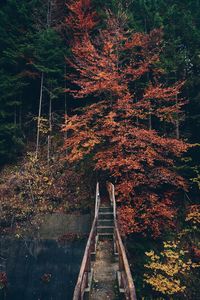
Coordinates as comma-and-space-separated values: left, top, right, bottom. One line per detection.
108, 182, 137, 300
73, 182, 100, 300
115, 223, 137, 300
73, 181, 137, 300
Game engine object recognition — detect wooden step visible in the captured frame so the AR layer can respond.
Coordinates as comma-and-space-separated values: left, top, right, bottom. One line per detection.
98, 219, 113, 226
97, 226, 114, 234
98, 233, 113, 241
99, 207, 113, 213
99, 212, 113, 220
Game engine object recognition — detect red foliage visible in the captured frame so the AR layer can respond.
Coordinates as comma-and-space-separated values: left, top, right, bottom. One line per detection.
66, 0, 97, 36
63, 2, 189, 238
118, 193, 176, 237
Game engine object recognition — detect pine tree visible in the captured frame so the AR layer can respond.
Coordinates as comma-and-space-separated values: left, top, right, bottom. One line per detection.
0, 0, 68, 164
0, 0, 36, 164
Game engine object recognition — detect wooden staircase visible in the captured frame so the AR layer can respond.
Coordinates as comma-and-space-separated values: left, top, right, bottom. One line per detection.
72, 182, 137, 300
98, 206, 114, 239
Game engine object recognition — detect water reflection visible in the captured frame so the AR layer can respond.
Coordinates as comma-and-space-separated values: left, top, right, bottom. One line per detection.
0, 238, 87, 300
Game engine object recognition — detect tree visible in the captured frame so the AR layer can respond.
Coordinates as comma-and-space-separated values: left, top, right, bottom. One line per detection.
144, 240, 200, 298
0, 0, 36, 164
0, 0, 68, 165
65, 0, 97, 36
31, 0, 67, 159
32, 28, 65, 159
63, 2, 189, 238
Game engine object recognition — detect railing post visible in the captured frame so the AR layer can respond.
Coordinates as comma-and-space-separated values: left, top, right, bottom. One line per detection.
95, 182, 100, 218
88, 254, 91, 272
112, 185, 117, 220
109, 183, 116, 220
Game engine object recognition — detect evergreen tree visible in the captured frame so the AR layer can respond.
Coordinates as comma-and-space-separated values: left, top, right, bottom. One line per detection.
0, 0, 67, 165
0, 0, 36, 164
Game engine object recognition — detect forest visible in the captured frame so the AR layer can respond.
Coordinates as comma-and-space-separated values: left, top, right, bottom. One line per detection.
0, 0, 200, 299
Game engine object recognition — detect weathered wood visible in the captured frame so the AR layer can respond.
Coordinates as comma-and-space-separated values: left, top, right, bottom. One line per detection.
109, 182, 137, 300
73, 183, 100, 300
73, 182, 137, 300
95, 182, 100, 218
115, 223, 137, 300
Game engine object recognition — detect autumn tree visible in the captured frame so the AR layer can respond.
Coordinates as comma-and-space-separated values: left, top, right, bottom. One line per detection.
65, 0, 97, 36
63, 1, 189, 237
144, 240, 200, 298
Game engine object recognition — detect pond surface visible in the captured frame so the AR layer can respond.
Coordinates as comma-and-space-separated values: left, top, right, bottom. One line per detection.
0, 239, 87, 300
0, 214, 91, 300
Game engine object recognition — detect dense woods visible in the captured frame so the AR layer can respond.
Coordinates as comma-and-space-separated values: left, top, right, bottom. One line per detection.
0, 0, 200, 298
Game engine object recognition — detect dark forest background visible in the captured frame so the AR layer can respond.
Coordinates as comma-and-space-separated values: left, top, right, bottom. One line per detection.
0, 1, 200, 298
1, 0, 200, 165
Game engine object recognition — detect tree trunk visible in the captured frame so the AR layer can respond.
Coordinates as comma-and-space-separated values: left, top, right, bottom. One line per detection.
64, 64, 67, 115
175, 95, 180, 139
47, 86, 52, 165
149, 112, 152, 130
36, 72, 44, 159
47, 0, 52, 28
19, 106, 22, 129
14, 105, 17, 126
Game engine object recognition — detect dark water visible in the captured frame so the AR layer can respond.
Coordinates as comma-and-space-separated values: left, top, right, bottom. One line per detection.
0, 238, 87, 300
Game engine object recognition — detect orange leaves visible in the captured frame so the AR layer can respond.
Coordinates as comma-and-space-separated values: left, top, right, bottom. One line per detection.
118, 193, 176, 238
124, 29, 162, 50
186, 205, 200, 224
65, 6, 165, 105
62, 2, 190, 238
63, 102, 189, 237
144, 82, 185, 101
103, 40, 114, 53
138, 81, 187, 123
66, 0, 97, 35
62, 112, 101, 163
124, 32, 147, 49
125, 62, 149, 80
118, 206, 137, 235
